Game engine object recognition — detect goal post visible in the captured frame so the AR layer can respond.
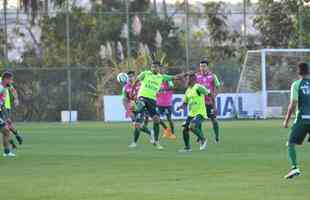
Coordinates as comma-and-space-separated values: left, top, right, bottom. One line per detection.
237, 49, 310, 119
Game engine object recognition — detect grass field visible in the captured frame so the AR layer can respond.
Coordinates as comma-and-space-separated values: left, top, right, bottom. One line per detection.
0, 120, 309, 200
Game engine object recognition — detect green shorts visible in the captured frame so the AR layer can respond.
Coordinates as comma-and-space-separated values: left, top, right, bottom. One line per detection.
289, 120, 310, 145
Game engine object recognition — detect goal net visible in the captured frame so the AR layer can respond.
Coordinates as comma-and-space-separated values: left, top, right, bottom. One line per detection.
237, 49, 310, 119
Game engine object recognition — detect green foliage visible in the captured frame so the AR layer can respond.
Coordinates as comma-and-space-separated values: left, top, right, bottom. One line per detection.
254, 0, 295, 48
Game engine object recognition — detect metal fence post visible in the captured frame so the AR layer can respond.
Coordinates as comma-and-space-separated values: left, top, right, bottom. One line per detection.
126, 0, 131, 67
66, 0, 72, 122
3, 0, 8, 62
185, 0, 190, 69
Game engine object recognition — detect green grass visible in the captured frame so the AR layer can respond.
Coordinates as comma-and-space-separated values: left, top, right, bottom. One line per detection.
0, 120, 310, 200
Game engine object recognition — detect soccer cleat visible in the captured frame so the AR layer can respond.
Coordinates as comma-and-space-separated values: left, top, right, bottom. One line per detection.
155, 142, 164, 150
215, 138, 220, 144
199, 140, 208, 151
163, 128, 173, 138
16, 135, 23, 145
3, 152, 16, 157
178, 148, 192, 153
285, 168, 301, 179
128, 142, 137, 148
168, 134, 177, 140
149, 130, 155, 144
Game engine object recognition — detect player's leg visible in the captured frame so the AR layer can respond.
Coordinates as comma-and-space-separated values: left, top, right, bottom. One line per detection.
179, 117, 192, 152
141, 116, 151, 135
284, 122, 307, 179
145, 99, 163, 149
129, 122, 141, 148
128, 102, 145, 148
166, 106, 176, 139
1, 122, 15, 157
190, 115, 207, 150
158, 107, 171, 138
207, 104, 220, 143
9, 138, 17, 149
6, 109, 23, 145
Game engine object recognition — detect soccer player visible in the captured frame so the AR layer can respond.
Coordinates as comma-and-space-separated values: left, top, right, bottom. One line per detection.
122, 71, 154, 148
195, 59, 221, 143
156, 79, 176, 139
283, 62, 310, 179
0, 72, 16, 157
4, 79, 23, 148
177, 74, 210, 152
132, 61, 184, 150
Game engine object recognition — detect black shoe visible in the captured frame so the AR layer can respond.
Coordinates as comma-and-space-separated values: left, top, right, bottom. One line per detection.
16, 135, 23, 145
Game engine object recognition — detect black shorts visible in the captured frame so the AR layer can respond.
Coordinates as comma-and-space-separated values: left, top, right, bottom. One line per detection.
157, 106, 172, 118
136, 97, 158, 118
182, 115, 204, 129
206, 104, 216, 119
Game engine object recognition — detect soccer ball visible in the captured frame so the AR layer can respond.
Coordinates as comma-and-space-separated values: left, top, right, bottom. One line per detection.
117, 72, 129, 84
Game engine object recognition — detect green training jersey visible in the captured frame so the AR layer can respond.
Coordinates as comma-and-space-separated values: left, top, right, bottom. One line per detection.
290, 79, 310, 123
137, 70, 172, 100
184, 84, 210, 118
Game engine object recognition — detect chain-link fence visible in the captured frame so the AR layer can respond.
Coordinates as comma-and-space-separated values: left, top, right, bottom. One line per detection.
0, 0, 309, 121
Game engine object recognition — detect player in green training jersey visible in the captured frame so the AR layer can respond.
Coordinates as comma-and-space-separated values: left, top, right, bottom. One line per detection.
283, 62, 310, 179
177, 74, 210, 152
132, 61, 184, 150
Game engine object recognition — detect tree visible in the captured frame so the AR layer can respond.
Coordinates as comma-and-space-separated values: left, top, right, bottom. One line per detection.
254, 0, 295, 48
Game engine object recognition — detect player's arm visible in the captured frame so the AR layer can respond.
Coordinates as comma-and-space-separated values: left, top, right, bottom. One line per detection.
284, 81, 299, 128
213, 74, 222, 92
176, 93, 189, 111
196, 85, 211, 96
10, 84, 19, 106
163, 72, 188, 81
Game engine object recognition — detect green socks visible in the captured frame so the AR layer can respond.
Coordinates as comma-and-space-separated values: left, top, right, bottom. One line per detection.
160, 120, 167, 129
168, 119, 175, 134
212, 120, 219, 141
288, 144, 298, 169
140, 126, 151, 135
154, 123, 160, 142
133, 128, 141, 143
182, 129, 190, 149
191, 127, 205, 142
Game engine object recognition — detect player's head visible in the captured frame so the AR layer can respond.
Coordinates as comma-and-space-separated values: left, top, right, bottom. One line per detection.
297, 62, 309, 76
151, 61, 162, 74
187, 73, 196, 86
1, 71, 13, 86
199, 59, 209, 73
127, 70, 135, 82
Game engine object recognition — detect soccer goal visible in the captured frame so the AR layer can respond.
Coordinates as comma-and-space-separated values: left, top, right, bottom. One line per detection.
237, 49, 310, 119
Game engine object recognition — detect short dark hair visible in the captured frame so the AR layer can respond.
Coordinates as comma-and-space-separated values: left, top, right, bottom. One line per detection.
298, 62, 309, 76
2, 71, 13, 79
127, 70, 135, 75
200, 58, 209, 65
